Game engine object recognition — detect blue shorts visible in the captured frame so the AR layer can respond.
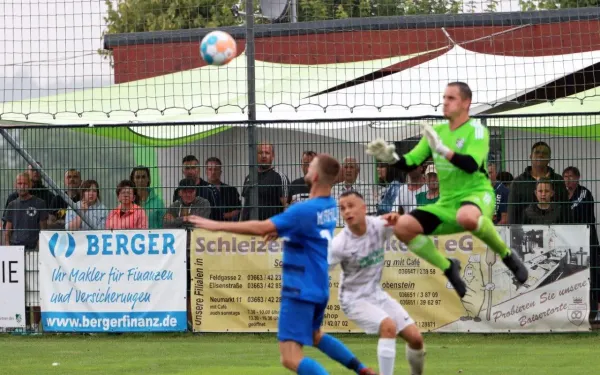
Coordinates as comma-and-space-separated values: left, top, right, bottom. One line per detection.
277, 297, 327, 346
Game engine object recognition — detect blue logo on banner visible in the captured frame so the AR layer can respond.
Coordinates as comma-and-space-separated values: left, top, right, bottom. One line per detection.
49, 233, 76, 258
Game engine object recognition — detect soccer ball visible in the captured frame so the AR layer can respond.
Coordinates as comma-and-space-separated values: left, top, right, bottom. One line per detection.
200, 31, 237, 66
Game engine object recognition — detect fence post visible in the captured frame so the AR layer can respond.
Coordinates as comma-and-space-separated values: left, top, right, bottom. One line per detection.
245, 0, 259, 221
0, 128, 98, 230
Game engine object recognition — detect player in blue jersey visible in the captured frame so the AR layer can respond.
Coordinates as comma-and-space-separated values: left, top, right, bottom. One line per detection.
187, 153, 376, 375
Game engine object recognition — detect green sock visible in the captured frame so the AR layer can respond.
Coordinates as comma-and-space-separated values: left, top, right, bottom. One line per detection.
408, 235, 451, 271
472, 216, 511, 258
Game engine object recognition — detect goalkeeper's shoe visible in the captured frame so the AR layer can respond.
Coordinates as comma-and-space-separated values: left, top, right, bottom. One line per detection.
444, 258, 466, 298
358, 368, 378, 375
502, 250, 529, 284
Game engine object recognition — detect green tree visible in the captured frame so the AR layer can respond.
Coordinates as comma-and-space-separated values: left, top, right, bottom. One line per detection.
103, 0, 238, 34
519, 0, 599, 10
103, 0, 468, 35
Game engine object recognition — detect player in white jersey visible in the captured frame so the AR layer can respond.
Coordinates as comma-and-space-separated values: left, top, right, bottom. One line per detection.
329, 191, 425, 375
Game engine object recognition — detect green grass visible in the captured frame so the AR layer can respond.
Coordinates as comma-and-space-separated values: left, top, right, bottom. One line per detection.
1, 333, 598, 374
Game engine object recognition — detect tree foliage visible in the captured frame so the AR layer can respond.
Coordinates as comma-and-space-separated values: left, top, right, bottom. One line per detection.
104, 0, 467, 35
519, 0, 599, 11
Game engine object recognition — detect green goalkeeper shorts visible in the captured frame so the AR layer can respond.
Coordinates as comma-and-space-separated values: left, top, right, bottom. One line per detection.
414, 190, 495, 236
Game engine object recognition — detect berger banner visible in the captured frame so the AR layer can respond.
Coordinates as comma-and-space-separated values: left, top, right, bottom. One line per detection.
190, 225, 591, 333
39, 230, 187, 332
0, 246, 26, 330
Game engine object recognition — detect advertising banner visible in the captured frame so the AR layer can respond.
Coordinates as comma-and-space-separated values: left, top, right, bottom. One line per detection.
191, 225, 591, 333
40, 230, 187, 332
0, 246, 26, 329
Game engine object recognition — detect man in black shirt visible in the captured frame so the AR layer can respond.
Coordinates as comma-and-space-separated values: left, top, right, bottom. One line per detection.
172, 155, 218, 220
205, 157, 242, 221
3, 162, 55, 228
288, 150, 316, 205
48, 169, 82, 229
563, 166, 599, 321
241, 143, 290, 220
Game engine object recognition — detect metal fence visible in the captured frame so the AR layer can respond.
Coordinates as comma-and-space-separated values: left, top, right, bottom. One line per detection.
1, 114, 599, 332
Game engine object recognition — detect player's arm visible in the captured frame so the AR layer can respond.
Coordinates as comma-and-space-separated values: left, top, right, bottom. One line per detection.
328, 235, 345, 270
366, 136, 431, 172
186, 202, 302, 236
185, 216, 277, 236
422, 121, 488, 174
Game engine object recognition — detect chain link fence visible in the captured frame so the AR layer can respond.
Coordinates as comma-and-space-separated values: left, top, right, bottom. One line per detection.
1, 114, 598, 332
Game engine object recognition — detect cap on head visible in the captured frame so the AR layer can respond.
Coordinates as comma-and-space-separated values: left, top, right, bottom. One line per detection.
179, 178, 197, 189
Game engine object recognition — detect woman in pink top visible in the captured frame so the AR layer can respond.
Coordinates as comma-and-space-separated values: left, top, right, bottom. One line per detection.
105, 180, 148, 229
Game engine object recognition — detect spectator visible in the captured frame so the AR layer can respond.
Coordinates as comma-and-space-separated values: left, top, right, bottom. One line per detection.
163, 179, 211, 228
65, 180, 108, 230
3, 173, 48, 249
130, 166, 165, 229
105, 180, 148, 230
241, 142, 290, 220
497, 171, 514, 190
394, 164, 427, 215
3, 162, 54, 225
523, 178, 570, 225
205, 157, 241, 221
562, 166, 599, 320
416, 164, 439, 206
376, 163, 403, 215
563, 166, 597, 227
488, 162, 509, 225
508, 142, 568, 224
334, 157, 375, 212
288, 150, 317, 205
48, 169, 82, 229
172, 155, 217, 218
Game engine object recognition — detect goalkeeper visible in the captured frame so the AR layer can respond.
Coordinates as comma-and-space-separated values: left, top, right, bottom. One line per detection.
366, 82, 528, 298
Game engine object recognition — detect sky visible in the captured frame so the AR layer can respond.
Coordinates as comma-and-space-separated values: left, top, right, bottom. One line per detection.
0, 0, 522, 104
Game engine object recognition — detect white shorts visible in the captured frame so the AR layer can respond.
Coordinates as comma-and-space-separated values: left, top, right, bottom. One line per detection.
342, 293, 415, 335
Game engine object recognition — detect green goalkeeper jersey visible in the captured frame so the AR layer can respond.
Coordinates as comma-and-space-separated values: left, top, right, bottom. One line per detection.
404, 119, 493, 201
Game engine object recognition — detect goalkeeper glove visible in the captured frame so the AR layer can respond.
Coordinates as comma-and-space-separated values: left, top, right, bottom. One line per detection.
366, 139, 399, 163
420, 121, 451, 158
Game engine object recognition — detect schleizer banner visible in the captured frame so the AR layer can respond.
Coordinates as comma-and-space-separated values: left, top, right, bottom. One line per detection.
39, 230, 187, 333
0, 246, 26, 330
190, 225, 591, 333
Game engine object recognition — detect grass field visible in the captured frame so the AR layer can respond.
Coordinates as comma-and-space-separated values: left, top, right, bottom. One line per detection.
1, 333, 598, 374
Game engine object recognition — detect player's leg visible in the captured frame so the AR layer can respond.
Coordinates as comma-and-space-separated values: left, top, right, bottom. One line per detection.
382, 295, 425, 375
313, 302, 377, 375
393, 206, 466, 297
457, 194, 528, 284
278, 298, 329, 374
377, 317, 398, 375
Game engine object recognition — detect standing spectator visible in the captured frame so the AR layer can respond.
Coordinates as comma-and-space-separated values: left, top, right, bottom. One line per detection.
416, 164, 440, 206
65, 180, 108, 230
523, 178, 570, 225
333, 157, 375, 212
3, 173, 48, 249
3, 162, 54, 225
488, 162, 509, 225
241, 142, 290, 220
105, 180, 148, 230
497, 171, 514, 190
131, 166, 165, 229
163, 179, 211, 228
563, 166, 600, 320
394, 164, 427, 215
172, 155, 217, 218
205, 157, 241, 221
3, 172, 48, 330
508, 142, 568, 224
288, 150, 316, 205
48, 169, 81, 229
376, 163, 403, 215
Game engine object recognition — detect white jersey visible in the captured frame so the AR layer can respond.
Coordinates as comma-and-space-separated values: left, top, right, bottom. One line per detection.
328, 216, 393, 307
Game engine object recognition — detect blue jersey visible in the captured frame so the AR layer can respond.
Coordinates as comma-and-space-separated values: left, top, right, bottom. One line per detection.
270, 196, 337, 303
